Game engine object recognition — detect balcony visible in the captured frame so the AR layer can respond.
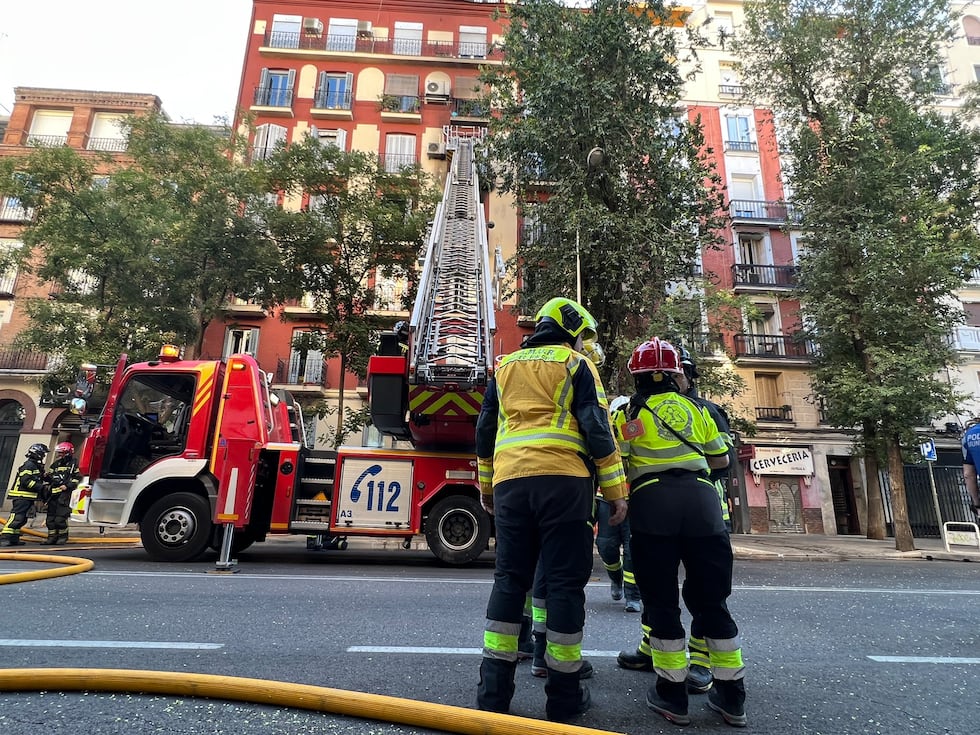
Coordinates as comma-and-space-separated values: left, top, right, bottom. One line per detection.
719, 84, 744, 97
732, 264, 799, 289
729, 199, 799, 225
379, 153, 419, 173
311, 89, 353, 119
734, 333, 815, 359
275, 353, 327, 390
27, 135, 68, 147
86, 137, 128, 152
0, 197, 31, 222
450, 98, 489, 122
0, 349, 51, 372
380, 95, 421, 121
952, 326, 980, 352
756, 405, 794, 422
724, 140, 757, 153
260, 31, 499, 62
251, 86, 294, 115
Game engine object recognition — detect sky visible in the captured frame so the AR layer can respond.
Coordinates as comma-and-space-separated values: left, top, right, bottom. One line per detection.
0, 1, 254, 124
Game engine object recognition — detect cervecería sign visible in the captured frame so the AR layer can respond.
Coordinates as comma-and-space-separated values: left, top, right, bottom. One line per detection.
749, 446, 814, 476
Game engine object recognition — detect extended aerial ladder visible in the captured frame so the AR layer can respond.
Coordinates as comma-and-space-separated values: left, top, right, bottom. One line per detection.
368, 137, 495, 449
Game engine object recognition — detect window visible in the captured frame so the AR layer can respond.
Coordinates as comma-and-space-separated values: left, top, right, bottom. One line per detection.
714, 11, 734, 47
224, 328, 259, 357
0, 196, 29, 222
287, 336, 324, 384
315, 71, 354, 109
755, 373, 781, 406
252, 123, 287, 161
974, 64, 980, 82
719, 62, 742, 95
383, 133, 416, 172
963, 15, 980, 44
393, 21, 422, 55
725, 115, 754, 151
327, 18, 357, 51
0, 240, 20, 296
730, 175, 760, 215
964, 303, 980, 328
28, 110, 72, 146
270, 14, 302, 48
383, 74, 420, 112
458, 25, 487, 57
87, 113, 128, 151
255, 69, 295, 107
309, 126, 347, 151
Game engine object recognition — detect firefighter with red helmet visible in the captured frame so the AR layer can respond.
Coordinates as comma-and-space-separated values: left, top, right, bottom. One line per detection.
613, 338, 746, 728
475, 296, 627, 723
43, 441, 80, 545
0, 443, 49, 547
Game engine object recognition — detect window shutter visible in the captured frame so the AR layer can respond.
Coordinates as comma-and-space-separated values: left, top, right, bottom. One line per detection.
336, 129, 348, 150
259, 68, 270, 88
287, 69, 297, 90
384, 74, 419, 96
454, 76, 482, 100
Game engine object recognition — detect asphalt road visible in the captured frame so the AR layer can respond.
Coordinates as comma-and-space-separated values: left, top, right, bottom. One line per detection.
1, 540, 978, 735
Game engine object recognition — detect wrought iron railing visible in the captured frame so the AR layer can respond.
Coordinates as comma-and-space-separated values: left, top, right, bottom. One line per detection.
261, 31, 499, 60
86, 137, 128, 152
734, 333, 815, 359
0, 350, 50, 371
724, 140, 758, 153
379, 153, 418, 172
732, 264, 799, 288
313, 88, 353, 110
718, 84, 744, 96
729, 199, 798, 222
952, 326, 980, 351
253, 85, 293, 108
380, 94, 420, 113
755, 405, 793, 422
451, 98, 488, 119
27, 135, 68, 147
276, 354, 327, 386
0, 198, 30, 222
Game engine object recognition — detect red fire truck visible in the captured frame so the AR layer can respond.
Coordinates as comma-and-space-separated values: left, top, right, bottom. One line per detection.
71, 135, 498, 566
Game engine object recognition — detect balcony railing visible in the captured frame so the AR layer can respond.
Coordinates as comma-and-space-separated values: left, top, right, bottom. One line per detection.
724, 140, 758, 153
276, 353, 326, 387
734, 333, 815, 359
756, 405, 794, 422
0, 350, 51, 371
313, 88, 353, 110
27, 135, 68, 147
729, 199, 799, 223
253, 85, 293, 108
261, 31, 499, 60
451, 98, 489, 119
718, 84, 744, 96
952, 326, 980, 351
0, 198, 31, 222
732, 264, 799, 288
86, 137, 128, 152
380, 94, 420, 113
379, 153, 418, 172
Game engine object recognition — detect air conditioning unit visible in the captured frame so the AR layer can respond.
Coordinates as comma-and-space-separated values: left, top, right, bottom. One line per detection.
357, 20, 373, 36
427, 141, 447, 159
425, 80, 451, 99
303, 17, 323, 35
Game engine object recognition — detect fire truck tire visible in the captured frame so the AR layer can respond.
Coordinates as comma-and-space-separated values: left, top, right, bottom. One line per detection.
424, 495, 490, 565
208, 528, 256, 555
141, 492, 213, 562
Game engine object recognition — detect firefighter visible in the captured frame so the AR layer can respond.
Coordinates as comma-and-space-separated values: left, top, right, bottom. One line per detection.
613, 338, 746, 728
475, 296, 627, 722
43, 441, 80, 545
0, 443, 49, 547
394, 320, 410, 354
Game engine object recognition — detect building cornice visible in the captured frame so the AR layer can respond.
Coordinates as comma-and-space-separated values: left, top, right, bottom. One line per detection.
13, 87, 162, 111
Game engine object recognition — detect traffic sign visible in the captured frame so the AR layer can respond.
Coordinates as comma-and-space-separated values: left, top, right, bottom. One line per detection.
919, 438, 937, 462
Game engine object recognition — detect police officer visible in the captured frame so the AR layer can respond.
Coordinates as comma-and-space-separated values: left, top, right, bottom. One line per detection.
0, 443, 49, 547
475, 297, 627, 722
43, 442, 80, 545
613, 338, 746, 728
960, 418, 980, 521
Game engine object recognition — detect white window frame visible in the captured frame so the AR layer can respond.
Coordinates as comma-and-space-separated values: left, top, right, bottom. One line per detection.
270, 14, 302, 48
393, 21, 423, 55
327, 18, 357, 51
458, 25, 487, 58
384, 133, 416, 172
224, 327, 259, 357
29, 110, 72, 145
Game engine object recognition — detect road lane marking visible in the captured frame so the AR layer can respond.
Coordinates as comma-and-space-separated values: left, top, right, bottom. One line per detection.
0, 639, 222, 650
869, 655, 980, 664
347, 646, 621, 656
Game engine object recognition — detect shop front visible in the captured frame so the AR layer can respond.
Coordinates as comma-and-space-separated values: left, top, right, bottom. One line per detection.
743, 445, 824, 534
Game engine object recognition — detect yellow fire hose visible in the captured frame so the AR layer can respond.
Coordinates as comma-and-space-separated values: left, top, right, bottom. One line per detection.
0, 669, 627, 735
0, 551, 93, 584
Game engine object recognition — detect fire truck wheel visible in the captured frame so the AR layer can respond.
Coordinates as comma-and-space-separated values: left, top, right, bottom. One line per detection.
141, 492, 213, 562
208, 527, 256, 555
424, 495, 490, 565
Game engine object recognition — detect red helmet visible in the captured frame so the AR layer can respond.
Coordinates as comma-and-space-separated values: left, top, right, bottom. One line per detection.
628, 338, 683, 375
55, 441, 74, 458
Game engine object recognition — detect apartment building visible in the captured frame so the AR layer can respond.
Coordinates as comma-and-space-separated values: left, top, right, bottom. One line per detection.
0, 87, 161, 500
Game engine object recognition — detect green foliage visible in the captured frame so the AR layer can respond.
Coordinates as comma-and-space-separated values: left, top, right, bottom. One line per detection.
257, 136, 440, 440
482, 0, 728, 390
0, 113, 292, 366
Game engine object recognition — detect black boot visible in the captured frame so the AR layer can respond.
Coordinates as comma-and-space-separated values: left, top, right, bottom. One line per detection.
687, 664, 713, 693
646, 677, 690, 726
617, 648, 653, 671
517, 617, 534, 661
55, 531, 70, 546
608, 569, 624, 601
531, 632, 547, 677
42, 534, 59, 545
545, 669, 590, 722
707, 678, 747, 727
476, 658, 517, 714
0, 535, 22, 547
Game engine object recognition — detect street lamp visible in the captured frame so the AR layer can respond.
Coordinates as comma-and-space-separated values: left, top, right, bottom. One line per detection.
579, 147, 606, 303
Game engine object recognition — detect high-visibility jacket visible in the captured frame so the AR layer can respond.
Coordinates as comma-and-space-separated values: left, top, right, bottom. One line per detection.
8, 459, 45, 500
612, 392, 728, 489
476, 344, 627, 502
48, 457, 81, 497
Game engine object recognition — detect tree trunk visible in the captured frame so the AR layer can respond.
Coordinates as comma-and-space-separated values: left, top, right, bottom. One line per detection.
886, 437, 916, 552
863, 452, 886, 540
334, 350, 347, 448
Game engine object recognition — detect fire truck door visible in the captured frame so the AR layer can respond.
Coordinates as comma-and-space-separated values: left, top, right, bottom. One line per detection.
333, 457, 413, 531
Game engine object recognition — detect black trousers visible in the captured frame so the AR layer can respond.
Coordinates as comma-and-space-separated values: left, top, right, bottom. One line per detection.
46, 490, 72, 533
2, 496, 36, 536
486, 474, 594, 649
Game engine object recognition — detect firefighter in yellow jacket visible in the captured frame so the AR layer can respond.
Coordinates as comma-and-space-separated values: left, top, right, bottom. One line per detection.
613, 338, 746, 728
475, 297, 628, 723
0, 443, 49, 547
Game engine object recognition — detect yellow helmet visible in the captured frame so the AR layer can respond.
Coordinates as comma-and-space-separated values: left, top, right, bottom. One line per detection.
535, 297, 598, 342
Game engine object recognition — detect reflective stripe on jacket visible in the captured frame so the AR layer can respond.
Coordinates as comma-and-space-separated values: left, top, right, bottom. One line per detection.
612, 392, 728, 483
8, 461, 44, 499
475, 344, 626, 501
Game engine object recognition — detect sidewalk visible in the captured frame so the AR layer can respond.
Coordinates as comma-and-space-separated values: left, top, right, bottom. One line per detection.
55, 522, 980, 563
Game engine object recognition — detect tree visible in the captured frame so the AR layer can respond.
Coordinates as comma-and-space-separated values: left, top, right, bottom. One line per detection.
259, 137, 440, 445
0, 113, 294, 369
482, 0, 728, 395
735, 0, 980, 549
